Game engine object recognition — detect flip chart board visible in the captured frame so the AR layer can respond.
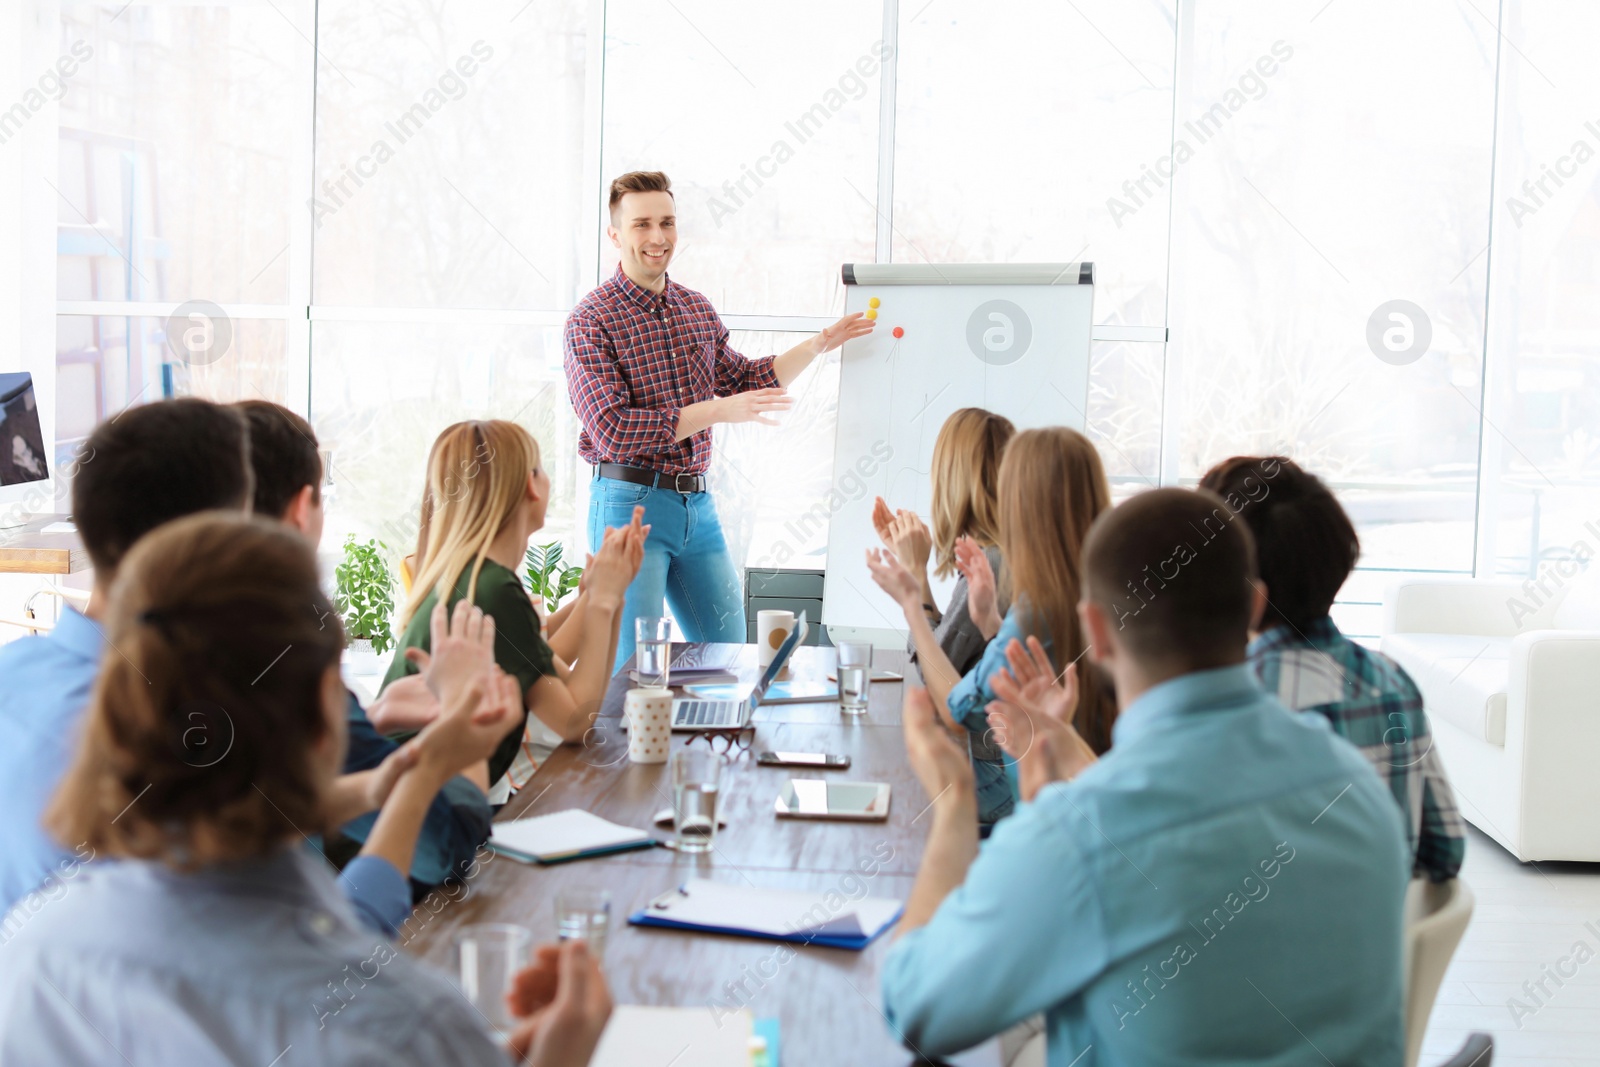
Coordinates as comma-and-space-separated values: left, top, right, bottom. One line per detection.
823, 262, 1094, 630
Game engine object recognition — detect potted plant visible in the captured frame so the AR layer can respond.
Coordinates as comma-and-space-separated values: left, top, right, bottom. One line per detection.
335, 535, 396, 661
525, 541, 583, 616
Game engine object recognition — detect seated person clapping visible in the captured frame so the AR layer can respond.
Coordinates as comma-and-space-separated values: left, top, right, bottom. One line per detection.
866, 426, 1116, 828
0, 513, 612, 1067
871, 407, 1015, 676
379, 420, 645, 800
882, 488, 1409, 1064
233, 399, 494, 896
0, 399, 430, 933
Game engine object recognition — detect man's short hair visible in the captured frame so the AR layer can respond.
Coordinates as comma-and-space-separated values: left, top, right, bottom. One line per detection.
1083, 487, 1258, 671
232, 400, 322, 519
608, 170, 673, 223
72, 399, 253, 576
1199, 455, 1359, 632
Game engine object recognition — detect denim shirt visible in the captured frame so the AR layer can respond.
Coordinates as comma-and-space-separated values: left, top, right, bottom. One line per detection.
945, 606, 1049, 826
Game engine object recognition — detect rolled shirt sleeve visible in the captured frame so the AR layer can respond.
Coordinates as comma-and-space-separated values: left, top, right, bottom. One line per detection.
882, 787, 1108, 1056
564, 309, 681, 458
336, 855, 411, 938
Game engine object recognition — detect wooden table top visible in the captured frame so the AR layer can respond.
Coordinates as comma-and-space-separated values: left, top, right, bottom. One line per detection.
404, 643, 998, 1066
0, 514, 88, 575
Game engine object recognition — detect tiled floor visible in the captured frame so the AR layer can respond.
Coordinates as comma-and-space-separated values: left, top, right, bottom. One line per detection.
1420, 825, 1600, 1066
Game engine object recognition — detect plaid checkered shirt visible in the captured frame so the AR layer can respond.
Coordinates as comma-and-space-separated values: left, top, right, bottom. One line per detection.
1248, 616, 1467, 882
564, 268, 780, 475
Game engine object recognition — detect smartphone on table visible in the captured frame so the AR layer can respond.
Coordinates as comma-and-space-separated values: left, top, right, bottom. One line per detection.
756, 750, 850, 770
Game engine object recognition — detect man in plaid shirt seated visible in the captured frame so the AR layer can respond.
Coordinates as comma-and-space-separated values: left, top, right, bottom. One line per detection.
564, 171, 873, 668
1202, 455, 1467, 882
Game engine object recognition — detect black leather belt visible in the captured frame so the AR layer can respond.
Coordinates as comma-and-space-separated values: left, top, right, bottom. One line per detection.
595, 462, 707, 494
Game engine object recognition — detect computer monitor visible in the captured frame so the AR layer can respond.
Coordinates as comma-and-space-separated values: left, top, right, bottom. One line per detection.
0, 373, 48, 487
0, 373, 51, 526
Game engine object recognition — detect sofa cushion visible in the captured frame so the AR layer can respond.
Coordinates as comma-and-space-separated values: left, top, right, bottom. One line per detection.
1380, 633, 1508, 746
1553, 566, 1600, 630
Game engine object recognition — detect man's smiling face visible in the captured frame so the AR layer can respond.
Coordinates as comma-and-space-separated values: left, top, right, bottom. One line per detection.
610, 189, 676, 289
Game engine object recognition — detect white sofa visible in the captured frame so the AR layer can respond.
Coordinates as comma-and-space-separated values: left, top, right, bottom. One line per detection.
1381, 568, 1600, 862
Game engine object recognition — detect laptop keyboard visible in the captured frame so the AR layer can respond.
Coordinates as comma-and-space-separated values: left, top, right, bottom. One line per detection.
676, 700, 742, 727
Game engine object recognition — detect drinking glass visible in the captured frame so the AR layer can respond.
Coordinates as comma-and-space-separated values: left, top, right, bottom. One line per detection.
671, 748, 724, 853
635, 616, 673, 687
454, 923, 533, 1032
555, 886, 612, 957
837, 641, 873, 714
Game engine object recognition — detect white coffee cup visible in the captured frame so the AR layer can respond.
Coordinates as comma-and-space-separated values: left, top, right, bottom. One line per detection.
626, 687, 673, 764
756, 609, 796, 669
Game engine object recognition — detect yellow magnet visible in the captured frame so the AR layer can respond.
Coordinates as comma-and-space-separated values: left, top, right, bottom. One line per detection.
865, 308, 877, 320
868, 297, 880, 309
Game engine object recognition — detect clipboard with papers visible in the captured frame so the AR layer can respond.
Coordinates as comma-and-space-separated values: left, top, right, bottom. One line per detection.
629, 877, 903, 950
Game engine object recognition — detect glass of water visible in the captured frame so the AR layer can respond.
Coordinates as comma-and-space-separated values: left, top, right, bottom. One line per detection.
837, 641, 873, 715
635, 616, 673, 687
454, 923, 532, 1033
671, 748, 723, 853
555, 886, 612, 958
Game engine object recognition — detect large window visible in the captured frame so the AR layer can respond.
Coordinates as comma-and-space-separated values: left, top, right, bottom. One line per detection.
40, 0, 1600, 642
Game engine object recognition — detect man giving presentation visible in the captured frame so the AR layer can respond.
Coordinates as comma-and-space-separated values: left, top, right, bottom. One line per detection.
564, 170, 872, 668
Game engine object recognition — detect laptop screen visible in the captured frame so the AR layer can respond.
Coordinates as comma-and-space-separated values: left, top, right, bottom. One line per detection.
0, 373, 48, 488
747, 611, 809, 709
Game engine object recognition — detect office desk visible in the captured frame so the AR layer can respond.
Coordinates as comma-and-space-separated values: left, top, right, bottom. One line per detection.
0, 514, 87, 575
404, 643, 999, 1066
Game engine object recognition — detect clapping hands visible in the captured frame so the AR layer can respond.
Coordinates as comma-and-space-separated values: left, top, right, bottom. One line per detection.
985, 636, 1098, 802
409, 599, 522, 780
953, 536, 1002, 639
584, 505, 648, 604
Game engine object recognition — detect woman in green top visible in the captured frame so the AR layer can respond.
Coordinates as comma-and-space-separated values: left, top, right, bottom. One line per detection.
379, 420, 644, 795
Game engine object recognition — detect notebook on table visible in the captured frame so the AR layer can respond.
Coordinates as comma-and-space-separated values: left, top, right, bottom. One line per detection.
488, 809, 656, 864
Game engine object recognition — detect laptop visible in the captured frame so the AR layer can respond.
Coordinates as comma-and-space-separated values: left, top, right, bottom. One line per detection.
671, 612, 809, 731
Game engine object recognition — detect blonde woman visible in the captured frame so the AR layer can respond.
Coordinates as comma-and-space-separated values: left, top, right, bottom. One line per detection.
871, 407, 1015, 678
379, 420, 645, 798
867, 427, 1115, 828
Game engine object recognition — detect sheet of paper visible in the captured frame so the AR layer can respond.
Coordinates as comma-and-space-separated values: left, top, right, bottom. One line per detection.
591, 1005, 751, 1067
489, 809, 650, 860
650, 878, 902, 940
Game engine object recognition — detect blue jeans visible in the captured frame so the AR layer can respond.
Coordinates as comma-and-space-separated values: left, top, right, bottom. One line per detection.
588, 476, 746, 670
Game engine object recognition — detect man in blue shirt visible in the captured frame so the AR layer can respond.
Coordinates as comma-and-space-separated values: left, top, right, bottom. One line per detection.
0, 399, 258, 914
882, 488, 1409, 1066
0, 400, 452, 936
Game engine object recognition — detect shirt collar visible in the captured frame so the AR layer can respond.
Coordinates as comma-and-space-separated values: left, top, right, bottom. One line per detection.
611, 265, 678, 313
48, 606, 106, 663
1246, 615, 1341, 658
1110, 662, 1263, 748
148, 846, 350, 916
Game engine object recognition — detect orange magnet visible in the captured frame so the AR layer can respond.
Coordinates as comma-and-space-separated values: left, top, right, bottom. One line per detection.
892, 326, 904, 338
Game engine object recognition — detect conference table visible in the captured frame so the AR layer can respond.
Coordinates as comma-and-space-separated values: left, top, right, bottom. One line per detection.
405, 642, 1001, 1066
